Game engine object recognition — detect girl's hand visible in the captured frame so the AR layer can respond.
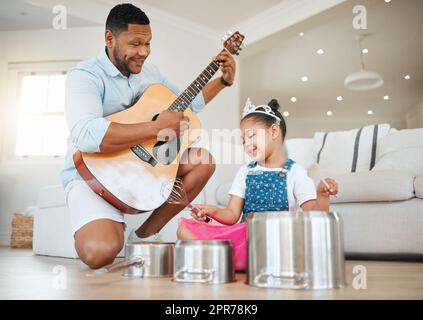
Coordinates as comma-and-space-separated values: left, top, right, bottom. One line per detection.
317, 178, 339, 198
192, 204, 220, 221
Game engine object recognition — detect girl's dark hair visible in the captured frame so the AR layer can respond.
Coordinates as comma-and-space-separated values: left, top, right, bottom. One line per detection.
242, 99, 287, 139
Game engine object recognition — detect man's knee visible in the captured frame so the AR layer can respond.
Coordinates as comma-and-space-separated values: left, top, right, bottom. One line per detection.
76, 238, 123, 269
176, 225, 184, 240
188, 148, 214, 164
177, 225, 195, 240
192, 148, 216, 175
208, 161, 216, 175
203, 162, 216, 180
179, 148, 215, 178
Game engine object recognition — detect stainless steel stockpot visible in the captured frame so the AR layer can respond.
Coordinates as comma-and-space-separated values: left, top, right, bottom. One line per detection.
247, 211, 346, 289
173, 240, 235, 284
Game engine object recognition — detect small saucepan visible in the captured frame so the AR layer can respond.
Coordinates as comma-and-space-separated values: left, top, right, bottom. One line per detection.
87, 241, 174, 278
173, 240, 235, 284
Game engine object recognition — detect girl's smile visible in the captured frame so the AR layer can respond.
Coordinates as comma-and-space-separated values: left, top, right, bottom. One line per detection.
240, 120, 275, 163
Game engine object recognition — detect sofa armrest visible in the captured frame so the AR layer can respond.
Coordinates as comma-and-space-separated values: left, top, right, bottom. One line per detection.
37, 185, 66, 209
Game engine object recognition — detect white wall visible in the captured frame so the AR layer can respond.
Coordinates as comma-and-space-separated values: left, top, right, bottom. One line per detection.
238, 62, 408, 139
0, 23, 240, 245
281, 117, 406, 139
406, 101, 423, 129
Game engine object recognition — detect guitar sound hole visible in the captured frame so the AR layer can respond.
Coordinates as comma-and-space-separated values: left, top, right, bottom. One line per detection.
152, 137, 181, 165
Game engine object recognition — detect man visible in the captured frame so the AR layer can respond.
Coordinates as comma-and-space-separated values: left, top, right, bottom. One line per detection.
61, 4, 236, 269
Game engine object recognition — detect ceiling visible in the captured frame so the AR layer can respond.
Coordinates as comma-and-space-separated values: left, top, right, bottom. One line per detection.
239, 0, 423, 121
1, 0, 421, 125
0, 0, 285, 34
0, 0, 100, 31
137, 0, 283, 33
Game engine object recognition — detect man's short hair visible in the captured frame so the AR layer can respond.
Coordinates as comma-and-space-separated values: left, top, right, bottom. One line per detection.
106, 3, 150, 34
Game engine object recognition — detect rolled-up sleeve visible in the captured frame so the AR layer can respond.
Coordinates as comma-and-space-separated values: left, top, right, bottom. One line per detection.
65, 69, 111, 153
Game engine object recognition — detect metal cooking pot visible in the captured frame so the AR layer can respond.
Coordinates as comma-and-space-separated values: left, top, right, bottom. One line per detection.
87, 241, 174, 278
173, 240, 235, 284
247, 211, 346, 289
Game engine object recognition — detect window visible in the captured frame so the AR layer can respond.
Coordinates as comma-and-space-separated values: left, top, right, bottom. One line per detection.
15, 72, 68, 157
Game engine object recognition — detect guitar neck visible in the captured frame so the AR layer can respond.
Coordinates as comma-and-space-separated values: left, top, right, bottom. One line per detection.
168, 51, 224, 112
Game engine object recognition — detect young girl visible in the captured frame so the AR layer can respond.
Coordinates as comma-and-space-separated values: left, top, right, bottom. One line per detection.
177, 98, 339, 270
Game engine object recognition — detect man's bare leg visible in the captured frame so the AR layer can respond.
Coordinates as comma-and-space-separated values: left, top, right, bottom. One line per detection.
176, 224, 196, 240
135, 147, 215, 238
74, 219, 124, 269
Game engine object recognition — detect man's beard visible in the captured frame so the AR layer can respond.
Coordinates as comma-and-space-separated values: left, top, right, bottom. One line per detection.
113, 44, 132, 75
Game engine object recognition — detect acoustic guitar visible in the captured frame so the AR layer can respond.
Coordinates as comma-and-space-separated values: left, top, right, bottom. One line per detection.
73, 31, 245, 213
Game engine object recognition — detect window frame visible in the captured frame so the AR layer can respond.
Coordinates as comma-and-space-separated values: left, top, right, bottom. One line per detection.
1, 61, 79, 164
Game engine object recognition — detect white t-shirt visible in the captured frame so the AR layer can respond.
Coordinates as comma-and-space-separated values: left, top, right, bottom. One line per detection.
228, 162, 317, 211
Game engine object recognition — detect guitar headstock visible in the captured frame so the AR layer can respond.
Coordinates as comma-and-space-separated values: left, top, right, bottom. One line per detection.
222, 31, 245, 56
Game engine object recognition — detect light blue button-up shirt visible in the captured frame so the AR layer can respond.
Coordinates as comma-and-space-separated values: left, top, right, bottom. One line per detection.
61, 48, 206, 188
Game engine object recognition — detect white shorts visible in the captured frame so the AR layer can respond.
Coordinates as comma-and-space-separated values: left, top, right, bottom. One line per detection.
65, 180, 126, 235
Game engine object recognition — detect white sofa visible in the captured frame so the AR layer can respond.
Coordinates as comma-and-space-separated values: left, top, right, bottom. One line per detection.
33, 186, 200, 258
33, 125, 423, 259
208, 126, 423, 258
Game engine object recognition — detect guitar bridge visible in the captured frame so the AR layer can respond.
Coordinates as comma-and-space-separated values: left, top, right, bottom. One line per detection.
131, 145, 157, 167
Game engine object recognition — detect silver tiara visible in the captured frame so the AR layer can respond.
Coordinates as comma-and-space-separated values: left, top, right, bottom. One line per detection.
242, 98, 281, 124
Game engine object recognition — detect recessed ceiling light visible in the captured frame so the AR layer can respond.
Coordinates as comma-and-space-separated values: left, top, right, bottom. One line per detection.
326, 111, 333, 116
384, 95, 390, 100
337, 96, 343, 102
283, 111, 290, 117
368, 110, 374, 115
362, 48, 369, 54
299, 32, 305, 37
290, 97, 297, 103
301, 76, 309, 82
317, 49, 325, 55
404, 74, 411, 80
385, 0, 392, 3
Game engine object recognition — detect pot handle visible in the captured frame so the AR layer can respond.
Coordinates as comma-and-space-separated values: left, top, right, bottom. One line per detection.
254, 271, 309, 289
86, 255, 146, 277
174, 268, 215, 283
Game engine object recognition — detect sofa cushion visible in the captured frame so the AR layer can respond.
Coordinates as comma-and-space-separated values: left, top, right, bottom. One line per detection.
332, 198, 423, 255
37, 185, 67, 209
285, 138, 314, 168
373, 128, 423, 176
373, 148, 423, 177
376, 128, 423, 155
33, 206, 78, 258
328, 170, 415, 203
313, 124, 391, 174
415, 174, 423, 199
216, 170, 415, 205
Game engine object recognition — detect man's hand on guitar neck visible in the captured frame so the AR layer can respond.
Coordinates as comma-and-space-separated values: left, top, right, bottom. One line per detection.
202, 50, 236, 104
99, 110, 189, 153
215, 50, 236, 86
